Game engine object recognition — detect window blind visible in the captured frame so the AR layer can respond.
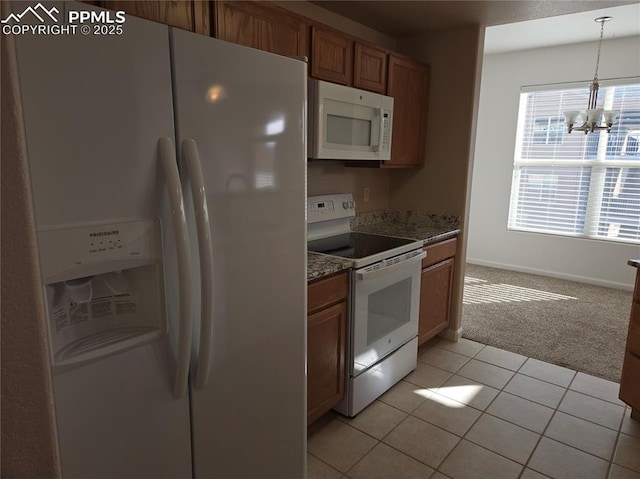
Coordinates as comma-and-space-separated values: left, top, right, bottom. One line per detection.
508, 82, 640, 244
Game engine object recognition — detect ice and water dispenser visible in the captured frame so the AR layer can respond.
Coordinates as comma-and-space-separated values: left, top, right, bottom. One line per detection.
39, 219, 166, 370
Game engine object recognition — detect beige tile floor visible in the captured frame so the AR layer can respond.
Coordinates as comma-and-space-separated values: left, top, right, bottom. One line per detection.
307, 338, 640, 479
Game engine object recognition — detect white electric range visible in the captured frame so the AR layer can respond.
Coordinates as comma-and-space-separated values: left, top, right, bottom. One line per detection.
307, 194, 425, 417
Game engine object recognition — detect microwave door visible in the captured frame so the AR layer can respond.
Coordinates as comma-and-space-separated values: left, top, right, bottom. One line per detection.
318, 101, 381, 160
326, 113, 373, 149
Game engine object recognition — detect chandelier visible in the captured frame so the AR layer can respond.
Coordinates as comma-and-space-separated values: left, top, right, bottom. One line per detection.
564, 16, 618, 134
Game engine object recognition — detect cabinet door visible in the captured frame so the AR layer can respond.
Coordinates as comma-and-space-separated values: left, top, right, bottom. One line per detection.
620, 351, 640, 412
418, 258, 454, 345
627, 301, 640, 356
386, 54, 430, 167
307, 301, 347, 425
101, 1, 210, 35
354, 43, 387, 94
310, 26, 353, 85
214, 1, 308, 58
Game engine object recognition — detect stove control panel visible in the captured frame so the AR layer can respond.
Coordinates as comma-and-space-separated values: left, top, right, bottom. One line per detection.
308, 194, 356, 225
309, 199, 335, 215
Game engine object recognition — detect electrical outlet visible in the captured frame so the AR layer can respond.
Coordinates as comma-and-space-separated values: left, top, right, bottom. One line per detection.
363, 187, 370, 202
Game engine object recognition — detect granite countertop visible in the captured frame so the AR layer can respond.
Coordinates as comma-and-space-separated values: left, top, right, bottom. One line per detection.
629, 260, 640, 268
307, 252, 353, 282
306, 209, 460, 282
351, 210, 460, 245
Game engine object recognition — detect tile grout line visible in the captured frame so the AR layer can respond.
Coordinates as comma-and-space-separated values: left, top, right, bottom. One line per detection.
306, 450, 344, 477
427, 341, 518, 472
607, 405, 632, 478
308, 340, 630, 479
414, 341, 626, 474
545, 376, 622, 466
344, 344, 489, 477
430, 346, 530, 476
428, 346, 620, 477
517, 370, 626, 477
340, 370, 458, 478
518, 376, 575, 478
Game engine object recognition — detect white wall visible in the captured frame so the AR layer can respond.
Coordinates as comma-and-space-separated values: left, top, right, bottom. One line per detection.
468, 36, 640, 290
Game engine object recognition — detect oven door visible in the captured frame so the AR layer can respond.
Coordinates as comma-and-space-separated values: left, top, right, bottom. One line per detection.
351, 251, 425, 376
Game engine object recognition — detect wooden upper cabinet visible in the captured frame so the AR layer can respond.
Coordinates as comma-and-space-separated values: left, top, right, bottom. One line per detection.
101, 1, 210, 35
214, 1, 308, 58
386, 54, 430, 167
354, 43, 387, 94
310, 26, 354, 86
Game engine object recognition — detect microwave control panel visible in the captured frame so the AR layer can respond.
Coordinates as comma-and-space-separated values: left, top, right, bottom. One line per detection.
381, 111, 391, 152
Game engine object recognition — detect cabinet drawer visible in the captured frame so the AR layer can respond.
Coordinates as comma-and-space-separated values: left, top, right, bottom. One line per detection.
620, 350, 640, 410
627, 301, 640, 356
308, 272, 348, 314
422, 237, 457, 268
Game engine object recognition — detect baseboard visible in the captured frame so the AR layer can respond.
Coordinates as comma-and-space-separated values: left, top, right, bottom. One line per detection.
438, 327, 463, 342
466, 258, 634, 292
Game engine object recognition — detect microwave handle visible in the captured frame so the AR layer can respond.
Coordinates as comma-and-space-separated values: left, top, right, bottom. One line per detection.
373, 108, 383, 152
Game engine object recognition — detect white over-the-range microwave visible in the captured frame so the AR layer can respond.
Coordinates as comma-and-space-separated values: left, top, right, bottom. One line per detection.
308, 79, 394, 161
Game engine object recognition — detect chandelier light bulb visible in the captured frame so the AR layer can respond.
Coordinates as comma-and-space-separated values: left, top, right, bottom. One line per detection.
586, 108, 604, 123
564, 111, 581, 124
602, 110, 619, 125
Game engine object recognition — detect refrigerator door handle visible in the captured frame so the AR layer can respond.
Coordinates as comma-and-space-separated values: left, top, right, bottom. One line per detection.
158, 137, 193, 399
182, 139, 214, 390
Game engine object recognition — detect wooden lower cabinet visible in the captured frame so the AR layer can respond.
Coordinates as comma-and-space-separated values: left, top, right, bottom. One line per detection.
620, 352, 640, 418
620, 262, 640, 419
307, 272, 348, 426
418, 237, 457, 345
307, 301, 347, 425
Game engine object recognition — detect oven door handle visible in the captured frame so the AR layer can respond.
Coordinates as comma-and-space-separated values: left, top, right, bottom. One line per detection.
356, 251, 426, 281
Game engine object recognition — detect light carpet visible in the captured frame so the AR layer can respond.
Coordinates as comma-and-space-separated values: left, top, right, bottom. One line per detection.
462, 264, 633, 382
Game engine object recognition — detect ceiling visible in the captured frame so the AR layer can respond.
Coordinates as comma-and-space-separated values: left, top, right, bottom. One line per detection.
312, 1, 640, 52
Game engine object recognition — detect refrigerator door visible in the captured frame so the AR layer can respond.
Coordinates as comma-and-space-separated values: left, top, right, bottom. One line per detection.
171, 29, 307, 478
15, 8, 192, 479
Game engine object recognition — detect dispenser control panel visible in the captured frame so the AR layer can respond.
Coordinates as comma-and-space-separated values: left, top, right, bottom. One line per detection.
38, 219, 162, 283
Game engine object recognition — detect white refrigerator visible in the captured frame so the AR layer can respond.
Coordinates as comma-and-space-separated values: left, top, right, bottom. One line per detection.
13, 3, 307, 478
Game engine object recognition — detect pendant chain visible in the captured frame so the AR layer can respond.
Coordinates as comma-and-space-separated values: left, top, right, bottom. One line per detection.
593, 18, 606, 83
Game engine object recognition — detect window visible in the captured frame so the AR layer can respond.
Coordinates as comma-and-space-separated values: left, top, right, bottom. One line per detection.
508, 82, 640, 244
533, 116, 565, 145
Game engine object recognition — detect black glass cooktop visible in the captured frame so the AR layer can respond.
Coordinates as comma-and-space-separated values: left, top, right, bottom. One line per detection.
308, 232, 416, 260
